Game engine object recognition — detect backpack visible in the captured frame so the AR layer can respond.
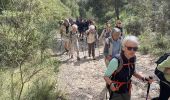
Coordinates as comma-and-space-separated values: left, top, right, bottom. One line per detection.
155, 53, 170, 82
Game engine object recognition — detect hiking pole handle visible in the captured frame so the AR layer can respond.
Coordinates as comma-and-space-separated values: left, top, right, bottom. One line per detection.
146, 76, 153, 100
145, 76, 153, 82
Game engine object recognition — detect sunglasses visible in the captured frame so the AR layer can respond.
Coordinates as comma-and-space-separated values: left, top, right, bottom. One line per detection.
126, 46, 138, 51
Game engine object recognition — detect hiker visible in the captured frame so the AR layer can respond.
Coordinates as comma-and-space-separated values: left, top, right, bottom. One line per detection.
68, 18, 75, 26
86, 25, 98, 60
77, 18, 84, 41
104, 35, 153, 100
99, 23, 112, 45
115, 20, 124, 40
62, 19, 71, 53
59, 20, 65, 38
153, 55, 170, 100
69, 24, 80, 60
103, 28, 122, 67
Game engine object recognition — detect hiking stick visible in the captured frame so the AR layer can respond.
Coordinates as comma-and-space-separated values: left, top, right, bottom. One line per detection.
146, 76, 153, 100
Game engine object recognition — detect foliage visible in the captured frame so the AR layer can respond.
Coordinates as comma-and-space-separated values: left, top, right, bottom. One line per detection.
0, 0, 70, 99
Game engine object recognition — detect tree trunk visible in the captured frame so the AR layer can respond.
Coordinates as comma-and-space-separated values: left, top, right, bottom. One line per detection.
18, 63, 24, 100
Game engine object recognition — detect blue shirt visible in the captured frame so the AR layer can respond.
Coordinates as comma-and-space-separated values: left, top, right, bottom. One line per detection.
112, 39, 121, 58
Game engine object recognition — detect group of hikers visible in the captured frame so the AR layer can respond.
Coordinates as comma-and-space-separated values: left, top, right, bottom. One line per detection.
59, 18, 170, 100
59, 18, 98, 60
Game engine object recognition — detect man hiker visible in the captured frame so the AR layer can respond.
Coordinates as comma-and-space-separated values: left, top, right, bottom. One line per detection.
115, 20, 124, 40
86, 25, 98, 60
99, 23, 112, 46
103, 28, 122, 67
104, 35, 153, 100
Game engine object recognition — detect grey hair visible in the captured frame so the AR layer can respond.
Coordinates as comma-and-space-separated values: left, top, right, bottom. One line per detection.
112, 27, 121, 34
122, 35, 139, 47
89, 25, 95, 30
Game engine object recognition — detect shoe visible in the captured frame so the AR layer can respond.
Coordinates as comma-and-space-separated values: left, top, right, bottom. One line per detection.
71, 55, 73, 58
93, 57, 96, 60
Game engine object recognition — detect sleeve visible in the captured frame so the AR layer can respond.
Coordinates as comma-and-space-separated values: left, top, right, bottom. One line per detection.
104, 58, 119, 77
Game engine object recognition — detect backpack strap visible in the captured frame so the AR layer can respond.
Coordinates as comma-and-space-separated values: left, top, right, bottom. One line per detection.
155, 53, 170, 65
112, 54, 136, 76
113, 54, 123, 74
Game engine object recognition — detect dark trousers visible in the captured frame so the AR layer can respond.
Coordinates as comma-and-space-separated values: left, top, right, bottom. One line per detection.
109, 92, 130, 100
158, 81, 170, 100
88, 42, 95, 58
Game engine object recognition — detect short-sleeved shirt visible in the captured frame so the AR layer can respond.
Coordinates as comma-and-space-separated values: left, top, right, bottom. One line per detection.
104, 38, 121, 57
104, 58, 118, 77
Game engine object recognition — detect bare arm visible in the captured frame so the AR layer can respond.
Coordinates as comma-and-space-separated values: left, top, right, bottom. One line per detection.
133, 72, 154, 83
104, 76, 112, 85
133, 72, 144, 81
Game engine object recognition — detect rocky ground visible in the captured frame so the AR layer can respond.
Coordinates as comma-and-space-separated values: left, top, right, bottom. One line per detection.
53, 37, 161, 100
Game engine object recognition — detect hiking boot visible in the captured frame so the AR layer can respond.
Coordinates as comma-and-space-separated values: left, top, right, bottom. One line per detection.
77, 57, 80, 61
93, 57, 96, 60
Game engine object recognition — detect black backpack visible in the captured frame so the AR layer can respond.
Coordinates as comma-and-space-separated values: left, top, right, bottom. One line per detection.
155, 53, 170, 82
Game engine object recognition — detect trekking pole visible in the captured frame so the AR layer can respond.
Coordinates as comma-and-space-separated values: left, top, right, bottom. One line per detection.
146, 76, 153, 100
106, 89, 107, 100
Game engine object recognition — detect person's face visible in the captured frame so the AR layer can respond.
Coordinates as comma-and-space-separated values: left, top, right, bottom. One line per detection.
112, 32, 120, 40
116, 21, 122, 27
90, 29, 95, 32
123, 41, 138, 58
